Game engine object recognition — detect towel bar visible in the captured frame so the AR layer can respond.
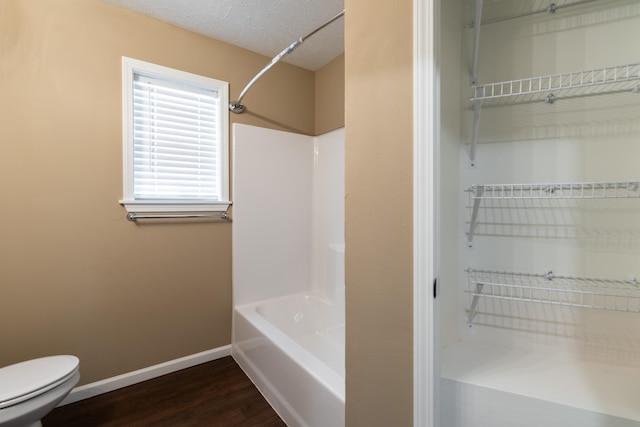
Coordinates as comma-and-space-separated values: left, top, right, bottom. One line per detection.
126, 212, 229, 221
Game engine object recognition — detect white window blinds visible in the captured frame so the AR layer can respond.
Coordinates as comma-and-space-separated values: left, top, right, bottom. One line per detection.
133, 74, 221, 200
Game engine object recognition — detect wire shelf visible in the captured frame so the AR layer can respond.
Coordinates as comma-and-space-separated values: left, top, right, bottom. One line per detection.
464, 180, 640, 245
467, 181, 640, 200
470, 63, 640, 107
466, 0, 631, 28
465, 268, 640, 324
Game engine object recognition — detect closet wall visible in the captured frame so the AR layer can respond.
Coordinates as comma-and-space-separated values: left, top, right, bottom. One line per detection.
440, 0, 640, 423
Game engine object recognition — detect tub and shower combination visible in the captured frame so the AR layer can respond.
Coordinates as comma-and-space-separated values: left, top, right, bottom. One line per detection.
232, 124, 345, 427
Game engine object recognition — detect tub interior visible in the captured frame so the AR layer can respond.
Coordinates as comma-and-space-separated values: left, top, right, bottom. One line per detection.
255, 293, 345, 376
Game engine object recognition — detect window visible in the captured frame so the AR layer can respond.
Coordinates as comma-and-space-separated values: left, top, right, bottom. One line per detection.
120, 57, 230, 213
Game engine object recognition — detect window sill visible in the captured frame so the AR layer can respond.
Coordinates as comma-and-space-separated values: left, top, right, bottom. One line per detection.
119, 200, 232, 213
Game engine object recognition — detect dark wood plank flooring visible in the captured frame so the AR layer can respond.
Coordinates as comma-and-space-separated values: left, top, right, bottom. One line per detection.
43, 356, 286, 427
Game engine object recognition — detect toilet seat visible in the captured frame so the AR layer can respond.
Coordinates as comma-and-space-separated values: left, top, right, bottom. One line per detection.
0, 356, 79, 409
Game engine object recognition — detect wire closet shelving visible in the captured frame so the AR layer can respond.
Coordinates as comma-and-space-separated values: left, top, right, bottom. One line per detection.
465, 180, 640, 246
470, 63, 640, 107
465, 0, 640, 166
462, 0, 640, 326
465, 268, 640, 325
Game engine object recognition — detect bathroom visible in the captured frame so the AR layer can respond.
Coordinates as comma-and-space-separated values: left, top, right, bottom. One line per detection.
1, 0, 414, 426
5, 0, 640, 426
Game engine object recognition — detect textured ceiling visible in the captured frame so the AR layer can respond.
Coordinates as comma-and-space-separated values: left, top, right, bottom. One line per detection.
99, 0, 345, 71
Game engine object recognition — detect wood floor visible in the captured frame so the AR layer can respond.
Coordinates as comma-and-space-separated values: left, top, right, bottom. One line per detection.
43, 356, 286, 427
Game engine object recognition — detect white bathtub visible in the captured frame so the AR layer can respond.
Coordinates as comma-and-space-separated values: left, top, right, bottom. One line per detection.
232, 293, 345, 427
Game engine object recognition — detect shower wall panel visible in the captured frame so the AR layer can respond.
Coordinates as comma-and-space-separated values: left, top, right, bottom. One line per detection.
232, 124, 345, 306
232, 124, 313, 306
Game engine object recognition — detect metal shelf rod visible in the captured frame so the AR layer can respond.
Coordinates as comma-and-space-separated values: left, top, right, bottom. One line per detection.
127, 212, 229, 221
465, 0, 601, 28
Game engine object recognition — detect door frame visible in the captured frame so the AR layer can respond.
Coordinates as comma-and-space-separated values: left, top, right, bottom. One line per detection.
413, 0, 439, 426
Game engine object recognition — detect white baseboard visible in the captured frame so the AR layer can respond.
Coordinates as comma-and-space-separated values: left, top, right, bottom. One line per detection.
59, 345, 232, 406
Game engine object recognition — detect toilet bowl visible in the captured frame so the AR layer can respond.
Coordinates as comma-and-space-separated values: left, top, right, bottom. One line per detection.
0, 356, 80, 427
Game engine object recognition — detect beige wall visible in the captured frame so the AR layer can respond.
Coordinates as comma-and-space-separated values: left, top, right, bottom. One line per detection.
316, 54, 345, 135
0, 1, 422, 422
344, 0, 414, 426
0, 0, 318, 385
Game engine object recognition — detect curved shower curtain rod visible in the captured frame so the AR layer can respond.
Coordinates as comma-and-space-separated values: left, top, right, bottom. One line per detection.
229, 9, 345, 114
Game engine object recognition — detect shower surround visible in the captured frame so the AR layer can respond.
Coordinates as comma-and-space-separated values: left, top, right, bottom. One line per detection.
231, 124, 345, 427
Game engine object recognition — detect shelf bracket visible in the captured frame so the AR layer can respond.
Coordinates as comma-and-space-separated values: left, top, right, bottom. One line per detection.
469, 99, 483, 167
467, 282, 485, 326
468, 0, 483, 166
467, 185, 484, 248
471, 0, 483, 85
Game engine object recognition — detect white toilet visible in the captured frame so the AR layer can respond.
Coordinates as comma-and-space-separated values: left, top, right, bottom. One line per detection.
0, 356, 80, 427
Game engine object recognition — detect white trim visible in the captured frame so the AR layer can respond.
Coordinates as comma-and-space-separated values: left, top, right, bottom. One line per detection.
414, 0, 439, 426
119, 200, 232, 213
59, 345, 232, 406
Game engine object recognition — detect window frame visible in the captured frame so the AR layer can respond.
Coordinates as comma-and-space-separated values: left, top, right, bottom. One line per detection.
119, 57, 231, 213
